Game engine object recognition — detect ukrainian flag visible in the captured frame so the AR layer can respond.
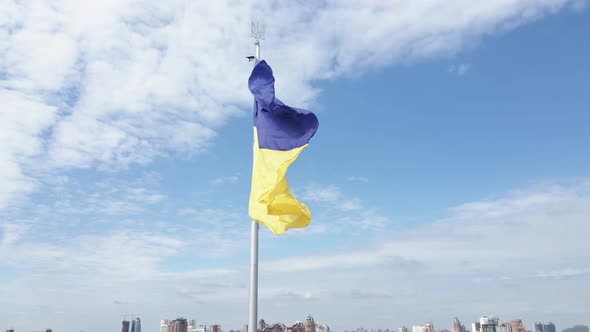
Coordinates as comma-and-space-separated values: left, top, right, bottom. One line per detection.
248, 60, 319, 235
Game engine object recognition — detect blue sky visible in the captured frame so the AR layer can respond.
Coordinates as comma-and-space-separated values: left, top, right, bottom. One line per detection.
1, 1, 590, 332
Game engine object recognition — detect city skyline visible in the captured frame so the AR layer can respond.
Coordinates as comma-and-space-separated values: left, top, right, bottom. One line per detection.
3, 316, 590, 332
1, 1, 590, 331
133, 317, 588, 332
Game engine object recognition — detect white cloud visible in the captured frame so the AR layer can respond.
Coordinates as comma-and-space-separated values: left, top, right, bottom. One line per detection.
457, 63, 472, 75
347, 176, 369, 183
300, 183, 390, 232
1, 0, 586, 208
302, 184, 341, 203
0, 89, 57, 208
449, 62, 472, 75
572, 0, 589, 12
534, 267, 590, 279
269, 290, 319, 306
47, 175, 166, 215
267, 180, 590, 274
210, 175, 239, 186
0, 222, 30, 247
338, 199, 363, 211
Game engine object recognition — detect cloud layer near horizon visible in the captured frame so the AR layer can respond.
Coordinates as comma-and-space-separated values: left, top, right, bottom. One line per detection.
2, 178, 590, 330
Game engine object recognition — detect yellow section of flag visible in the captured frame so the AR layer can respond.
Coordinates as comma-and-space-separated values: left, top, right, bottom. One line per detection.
248, 127, 312, 235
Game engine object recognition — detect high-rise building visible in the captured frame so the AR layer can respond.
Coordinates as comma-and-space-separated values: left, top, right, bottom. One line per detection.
413, 326, 426, 332
244, 324, 249, 332
262, 324, 287, 332
188, 320, 197, 331
171, 318, 188, 332
425, 322, 434, 332
510, 320, 526, 332
563, 326, 589, 332
260, 320, 268, 331
472, 323, 481, 332
497, 321, 511, 332
161, 320, 170, 332
454, 318, 465, 332
480, 316, 499, 332
122, 320, 131, 332
544, 323, 556, 332
288, 322, 305, 332
133, 317, 142, 332
210, 324, 222, 332
304, 315, 316, 332
189, 322, 204, 332
400, 326, 408, 332
534, 322, 556, 332
6, 330, 15, 332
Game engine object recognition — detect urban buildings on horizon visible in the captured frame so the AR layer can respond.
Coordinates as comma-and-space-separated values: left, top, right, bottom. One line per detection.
156, 315, 330, 332
535, 323, 557, 332
121, 317, 141, 332
1, 318, 588, 332
562, 326, 589, 332
160, 318, 204, 332
337, 316, 585, 332
143, 315, 585, 332
128, 318, 587, 332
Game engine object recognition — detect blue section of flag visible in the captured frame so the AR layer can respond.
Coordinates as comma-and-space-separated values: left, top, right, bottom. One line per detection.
248, 60, 319, 151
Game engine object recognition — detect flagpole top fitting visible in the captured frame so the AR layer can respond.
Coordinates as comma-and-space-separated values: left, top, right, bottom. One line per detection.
247, 21, 264, 61
251, 21, 265, 45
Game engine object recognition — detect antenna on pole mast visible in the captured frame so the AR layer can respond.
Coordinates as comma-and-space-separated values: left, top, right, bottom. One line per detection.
251, 21, 265, 44
247, 21, 265, 61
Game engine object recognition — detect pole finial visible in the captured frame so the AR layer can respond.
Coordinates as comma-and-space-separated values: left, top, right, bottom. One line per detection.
251, 21, 265, 44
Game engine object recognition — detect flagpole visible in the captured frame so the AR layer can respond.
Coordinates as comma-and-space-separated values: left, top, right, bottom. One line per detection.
248, 218, 259, 332
248, 23, 263, 332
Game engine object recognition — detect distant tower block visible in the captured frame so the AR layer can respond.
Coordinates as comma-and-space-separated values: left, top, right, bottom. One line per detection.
122, 320, 131, 332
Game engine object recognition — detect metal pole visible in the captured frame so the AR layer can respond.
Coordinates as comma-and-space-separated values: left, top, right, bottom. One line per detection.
248, 40, 261, 332
248, 219, 259, 332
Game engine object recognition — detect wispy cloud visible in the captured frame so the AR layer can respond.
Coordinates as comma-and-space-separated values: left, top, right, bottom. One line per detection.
300, 183, 390, 232
0, 223, 30, 247
347, 176, 369, 183
269, 290, 319, 306
338, 199, 363, 211
210, 175, 239, 186
48, 176, 166, 216
448, 63, 472, 76
302, 184, 341, 203
269, 180, 590, 274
